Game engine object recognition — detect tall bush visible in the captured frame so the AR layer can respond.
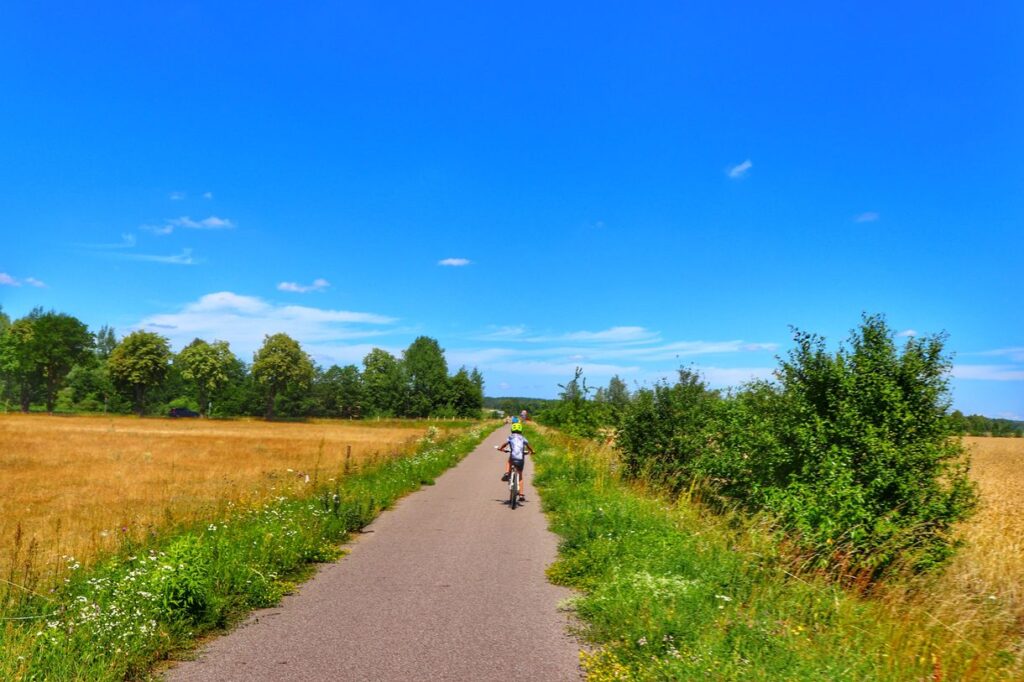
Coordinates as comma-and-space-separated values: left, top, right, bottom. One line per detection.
616, 369, 719, 488
617, 315, 978, 576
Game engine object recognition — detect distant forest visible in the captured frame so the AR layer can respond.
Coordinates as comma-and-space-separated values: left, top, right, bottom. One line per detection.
948, 411, 1024, 437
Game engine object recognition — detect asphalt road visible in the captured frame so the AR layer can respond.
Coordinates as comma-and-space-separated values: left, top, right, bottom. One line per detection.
166, 427, 582, 681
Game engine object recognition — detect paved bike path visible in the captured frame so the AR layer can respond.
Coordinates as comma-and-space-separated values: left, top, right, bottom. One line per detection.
166, 427, 582, 681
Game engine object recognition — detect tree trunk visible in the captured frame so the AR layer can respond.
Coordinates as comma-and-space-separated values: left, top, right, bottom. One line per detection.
134, 385, 145, 417
19, 382, 31, 413
264, 388, 276, 420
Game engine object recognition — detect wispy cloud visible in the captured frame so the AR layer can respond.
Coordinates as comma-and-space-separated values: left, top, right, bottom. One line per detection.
952, 365, 1024, 381
438, 258, 471, 267
81, 233, 137, 250
452, 323, 779, 396
969, 347, 1024, 363
169, 191, 186, 201
118, 248, 198, 266
278, 278, 330, 293
135, 291, 398, 358
142, 216, 236, 235
560, 326, 659, 344
474, 326, 776, 360
477, 325, 661, 345
727, 159, 753, 179
203, 192, 213, 200
0, 272, 46, 287
896, 329, 917, 338
854, 211, 880, 223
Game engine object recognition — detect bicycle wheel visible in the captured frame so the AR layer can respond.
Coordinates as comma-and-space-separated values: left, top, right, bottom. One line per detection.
510, 469, 519, 509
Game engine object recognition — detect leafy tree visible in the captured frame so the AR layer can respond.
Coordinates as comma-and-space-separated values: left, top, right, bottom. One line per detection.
0, 305, 10, 335
616, 368, 720, 484
176, 339, 236, 417
606, 375, 630, 409
211, 361, 261, 417
64, 361, 125, 412
335, 364, 364, 418
539, 367, 608, 438
0, 314, 39, 411
362, 348, 406, 417
403, 336, 449, 417
30, 311, 94, 412
95, 325, 117, 360
108, 331, 172, 416
685, 315, 976, 575
448, 366, 484, 417
251, 333, 314, 420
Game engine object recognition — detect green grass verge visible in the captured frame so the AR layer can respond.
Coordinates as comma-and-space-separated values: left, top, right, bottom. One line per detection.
531, 429, 1015, 681
0, 426, 489, 681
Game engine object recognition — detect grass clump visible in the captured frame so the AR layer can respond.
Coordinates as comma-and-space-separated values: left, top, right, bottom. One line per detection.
532, 428, 1020, 681
0, 426, 487, 681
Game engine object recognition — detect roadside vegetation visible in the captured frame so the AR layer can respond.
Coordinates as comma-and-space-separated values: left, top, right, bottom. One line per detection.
541, 315, 977, 579
0, 425, 488, 681
0, 305, 484, 420
533, 428, 1023, 680
533, 314, 1022, 679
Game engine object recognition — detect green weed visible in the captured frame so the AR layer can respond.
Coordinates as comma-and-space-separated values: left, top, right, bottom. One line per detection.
532, 429, 1018, 681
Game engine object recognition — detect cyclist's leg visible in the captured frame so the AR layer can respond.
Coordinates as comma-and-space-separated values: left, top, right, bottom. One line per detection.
514, 460, 525, 497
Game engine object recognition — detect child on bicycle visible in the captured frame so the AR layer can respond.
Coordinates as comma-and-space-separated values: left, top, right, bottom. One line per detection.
497, 419, 533, 501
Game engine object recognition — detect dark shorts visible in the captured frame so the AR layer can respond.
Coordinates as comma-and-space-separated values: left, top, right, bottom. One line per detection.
508, 457, 525, 473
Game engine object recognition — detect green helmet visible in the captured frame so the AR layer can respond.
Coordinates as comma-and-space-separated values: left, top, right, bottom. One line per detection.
511, 422, 523, 433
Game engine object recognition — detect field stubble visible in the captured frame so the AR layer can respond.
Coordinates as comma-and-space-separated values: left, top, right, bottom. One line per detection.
918, 437, 1024, 662
0, 414, 439, 584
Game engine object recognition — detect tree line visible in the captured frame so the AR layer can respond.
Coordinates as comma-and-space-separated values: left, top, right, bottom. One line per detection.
539, 315, 979, 580
0, 306, 484, 420
948, 410, 1023, 437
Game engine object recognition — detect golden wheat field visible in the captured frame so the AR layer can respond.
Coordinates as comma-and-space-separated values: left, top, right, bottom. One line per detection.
0, 414, 447, 580
940, 437, 1024, 630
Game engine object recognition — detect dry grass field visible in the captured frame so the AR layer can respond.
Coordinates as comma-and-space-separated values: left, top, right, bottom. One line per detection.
0, 414, 446, 581
875, 436, 1024, 673
937, 437, 1024, 637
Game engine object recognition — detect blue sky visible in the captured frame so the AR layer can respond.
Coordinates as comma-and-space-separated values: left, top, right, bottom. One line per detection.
1, 2, 1021, 417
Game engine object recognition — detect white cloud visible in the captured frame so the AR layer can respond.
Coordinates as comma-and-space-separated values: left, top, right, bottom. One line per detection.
727, 159, 753, 179
896, 329, 918, 338
478, 325, 529, 340
203, 192, 214, 200
561, 326, 659, 344
169, 191, 186, 201
439, 258, 471, 267
473, 326, 777, 363
0, 273, 46, 287
119, 248, 198, 265
136, 292, 398, 358
144, 216, 236, 235
699, 366, 775, 387
278, 278, 331, 293
971, 347, 1024, 363
952, 365, 1024, 381
854, 211, 880, 223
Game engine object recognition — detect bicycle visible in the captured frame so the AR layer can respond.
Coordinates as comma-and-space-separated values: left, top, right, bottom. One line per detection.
508, 459, 521, 509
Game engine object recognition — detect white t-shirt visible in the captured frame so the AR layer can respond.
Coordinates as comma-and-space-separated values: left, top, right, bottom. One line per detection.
507, 433, 528, 461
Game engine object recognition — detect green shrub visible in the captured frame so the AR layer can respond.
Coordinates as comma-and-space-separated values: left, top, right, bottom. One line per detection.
617, 315, 978, 577
616, 368, 720, 489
